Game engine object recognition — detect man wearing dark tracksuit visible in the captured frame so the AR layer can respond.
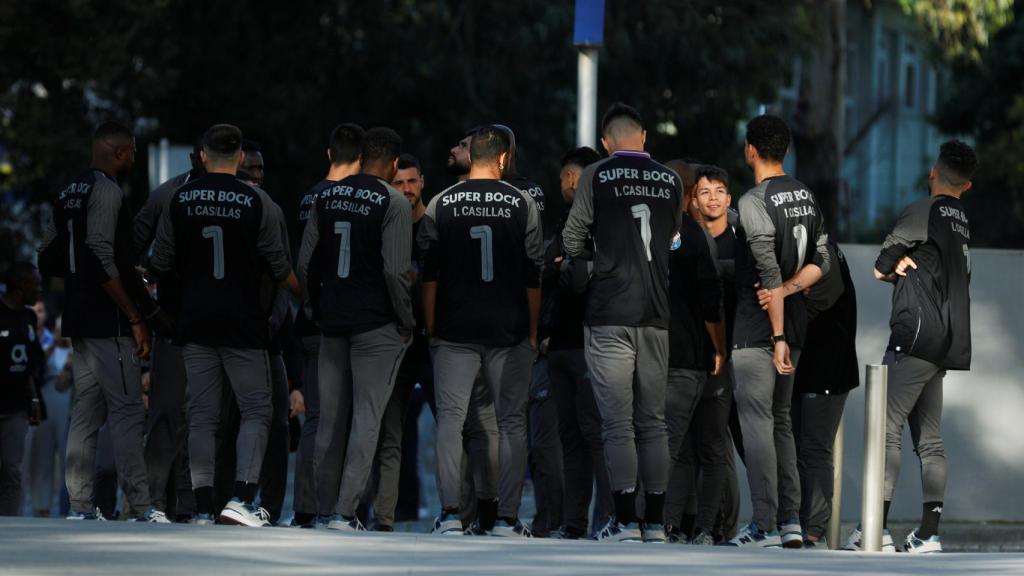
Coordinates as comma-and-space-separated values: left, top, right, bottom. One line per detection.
134, 147, 204, 520
546, 146, 611, 539
37, 122, 167, 522
297, 128, 413, 531
0, 263, 44, 516
289, 123, 365, 528
419, 126, 542, 537
727, 115, 829, 548
149, 124, 300, 527
690, 165, 741, 544
662, 163, 726, 545
372, 153, 431, 531
791, 240, 858, 549
869, 140, 976, 554
562, 104, 683, 544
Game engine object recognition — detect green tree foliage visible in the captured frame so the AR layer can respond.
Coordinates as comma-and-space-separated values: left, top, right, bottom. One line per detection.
933, 1, 1024, 247
1, 0, 811, 270
898, 0, 1015, 62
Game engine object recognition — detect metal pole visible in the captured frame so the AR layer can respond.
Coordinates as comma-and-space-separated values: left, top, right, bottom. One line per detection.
862, 364, 888, 552
159, 137, 170, 184
828, 412, 845, 549
576, 46, 599, 148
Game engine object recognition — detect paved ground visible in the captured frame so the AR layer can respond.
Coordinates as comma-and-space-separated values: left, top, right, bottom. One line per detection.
2, 518, 1023, 575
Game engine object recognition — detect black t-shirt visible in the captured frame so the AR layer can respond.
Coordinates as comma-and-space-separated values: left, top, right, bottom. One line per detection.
418, 179, 543, 347
713, 224, 739, 354
0, 301, 42, 415
668, 215, 722, 370
156, 173, 291, 349
507, 175, 547, 236
310, 174, 400, 336
561, 152, 683, 329
795, 242, 860, 395
292, 179, 334, 339
734, 175, 829, 349
543, 206, 588, 351
876, 194, 972, 369
38, 169, 138, 338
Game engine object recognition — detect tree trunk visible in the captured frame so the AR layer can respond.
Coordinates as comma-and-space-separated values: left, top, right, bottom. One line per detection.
794, 0, 846, 238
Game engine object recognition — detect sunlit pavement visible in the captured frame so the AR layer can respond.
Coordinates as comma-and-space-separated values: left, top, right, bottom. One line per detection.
2, 518, 1024, 575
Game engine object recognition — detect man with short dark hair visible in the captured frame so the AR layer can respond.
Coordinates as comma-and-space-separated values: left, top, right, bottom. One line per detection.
37, 121, 167, 522
727, 114, 830, 548
149, 123, 300, 527
562, 103, 683, 543
298, 127, 413, 531
0, 262, 44, 515
660, 160, 726, 545
135, 136, 204, 521
690, 164, 742, 544
371, 152, 432, 531
446, 128, 477, 179
547, 146, 612, 539
419, 125, 542, 537
239, 140, 265, 188
862, 139, 976, 554
289, 123, 365, 528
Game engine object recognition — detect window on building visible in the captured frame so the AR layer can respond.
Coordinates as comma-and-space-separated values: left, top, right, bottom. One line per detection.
905, 64, 917, 109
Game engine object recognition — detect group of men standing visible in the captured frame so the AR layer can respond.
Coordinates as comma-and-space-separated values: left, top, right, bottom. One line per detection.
0, 101, 975, 555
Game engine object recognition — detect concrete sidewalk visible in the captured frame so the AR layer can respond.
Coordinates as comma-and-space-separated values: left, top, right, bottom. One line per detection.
2, 518, 1023, 575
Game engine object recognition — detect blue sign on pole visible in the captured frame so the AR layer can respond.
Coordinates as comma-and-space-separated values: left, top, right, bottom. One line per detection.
573, 0, 605, 47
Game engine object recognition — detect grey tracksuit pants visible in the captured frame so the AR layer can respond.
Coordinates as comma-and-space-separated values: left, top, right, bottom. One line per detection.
182, 344, 272, 490
292, 335, 321, 517
372, 355, 431, 527
664, 368, 705, 528
549, 347, 612, 535
144, 337, 189, 513
584, 325, 670, 494
66, 337, 151, 516
792, 390, 847, 538
259, 353, 290, 522
432, 338, 534, 519
315, 323, 407, 518
883, 351, 947, 504
732, 346, 802, 530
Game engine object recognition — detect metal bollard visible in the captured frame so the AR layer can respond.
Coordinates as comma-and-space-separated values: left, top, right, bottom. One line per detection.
862, 364, 888, 552
828, 412, 844, 549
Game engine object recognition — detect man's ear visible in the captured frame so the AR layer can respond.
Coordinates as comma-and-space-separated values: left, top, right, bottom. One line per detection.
962, 180, 973, 193
600, 136, 610, 155
640, 129, 647, 148
200, 150, 208, 165
237, 150, 247, 170
327, 148, 333, 164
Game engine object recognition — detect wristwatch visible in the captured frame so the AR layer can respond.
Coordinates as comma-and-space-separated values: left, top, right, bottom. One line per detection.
771, 334, 786, 345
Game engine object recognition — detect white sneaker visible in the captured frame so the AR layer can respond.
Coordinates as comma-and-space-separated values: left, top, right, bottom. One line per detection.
691, 530, 716, 546
904, 528, 942, 554
219, 498, 271, 527
778, 519, 803, 549
490, 519, 532, 537
432, 512, 463, 536
190, 513, 216, 526
66, 508, 107, 521
595, 518, 643, 543
131, 508, 172, 523
326, 515, 366, 532
841, 527, 896, 552
724, 522, 782, 548
641, 522, 666, 544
